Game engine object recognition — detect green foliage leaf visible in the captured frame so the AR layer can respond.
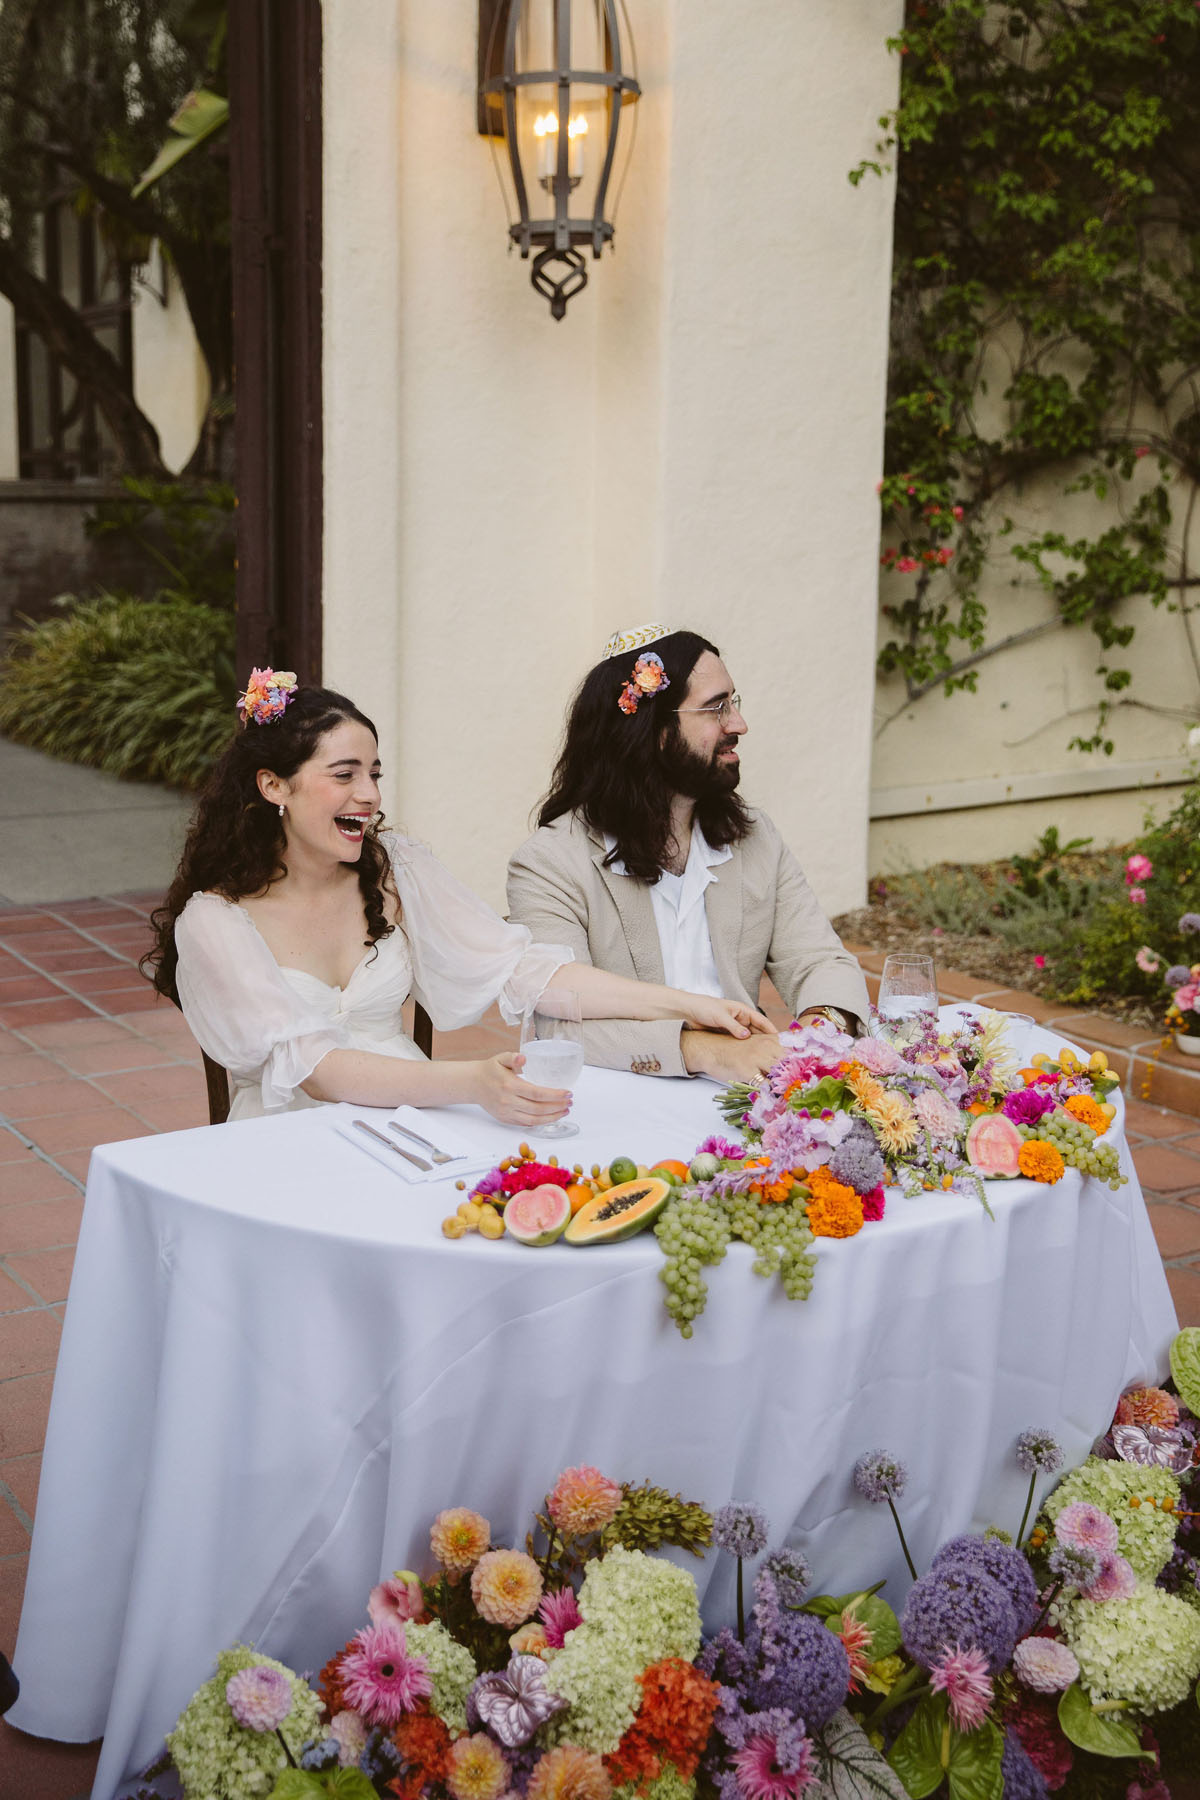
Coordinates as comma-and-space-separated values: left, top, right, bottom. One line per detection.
790, 1076, 849, 1113
268, 1774, 327, 1800
811, 1707, 911, 1799
889, 1693, 1005, 1800
1171, 1329, 1200, 1419
1057, 1681, 1147, 1759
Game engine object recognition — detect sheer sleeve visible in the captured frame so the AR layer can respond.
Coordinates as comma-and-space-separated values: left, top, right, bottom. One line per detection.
387, 836, 572, 1029
174, 894, 353, 1112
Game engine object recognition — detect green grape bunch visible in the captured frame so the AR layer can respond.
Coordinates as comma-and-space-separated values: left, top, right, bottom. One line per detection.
1017, 1109, 1126, 1190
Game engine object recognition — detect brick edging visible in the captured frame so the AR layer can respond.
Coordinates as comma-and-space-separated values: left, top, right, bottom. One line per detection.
844, 945, 1200, 1120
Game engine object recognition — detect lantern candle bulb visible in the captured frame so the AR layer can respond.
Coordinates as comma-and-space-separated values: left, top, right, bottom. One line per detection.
533, 112, 587, 187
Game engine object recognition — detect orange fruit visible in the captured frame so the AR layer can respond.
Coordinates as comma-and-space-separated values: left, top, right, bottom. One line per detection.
654, 1159, 690, 1182
565, 1183, 595, 1215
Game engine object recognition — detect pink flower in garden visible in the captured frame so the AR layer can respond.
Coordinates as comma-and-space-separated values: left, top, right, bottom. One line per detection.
1053, 1502, 1119, 1556
368, 1572, 423, 1629
935, 547, 954, 564
1128, 887, 1147, 906
1033, 955, 1047, 969
952, 504, 964, 519
539, 1585, 583, 1647
929, 1644, 994, 1732
895, 556, 919, 573
1081, 1552, 1138, 1603
1136, 947, 1161, 975
1125, 854, 1154, 883
1134, 446, 1150, 459
225, 1665, 293, 1732
339, 1624, 432, 1726
547, 1465, 623, 1536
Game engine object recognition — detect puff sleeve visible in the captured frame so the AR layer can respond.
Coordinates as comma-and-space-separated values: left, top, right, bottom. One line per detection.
174, 894, 353, 1112
387, 836, 572, 1029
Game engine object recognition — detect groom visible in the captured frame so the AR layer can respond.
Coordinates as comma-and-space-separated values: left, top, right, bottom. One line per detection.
507, 625, 869, 1080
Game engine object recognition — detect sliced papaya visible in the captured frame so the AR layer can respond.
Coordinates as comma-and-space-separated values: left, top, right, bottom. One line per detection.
564, 1176, 672, 1244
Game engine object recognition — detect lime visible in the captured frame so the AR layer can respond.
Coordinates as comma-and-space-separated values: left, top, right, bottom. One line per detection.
608, 1155, 638, 1185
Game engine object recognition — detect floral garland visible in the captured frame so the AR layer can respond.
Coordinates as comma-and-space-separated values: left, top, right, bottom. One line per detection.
161, 1332, 1200, 1800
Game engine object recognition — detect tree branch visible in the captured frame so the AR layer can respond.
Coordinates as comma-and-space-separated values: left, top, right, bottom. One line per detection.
875, 618, 1065, 736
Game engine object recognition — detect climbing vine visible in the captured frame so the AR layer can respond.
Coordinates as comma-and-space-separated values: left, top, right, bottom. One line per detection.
859, 0, 1200, 750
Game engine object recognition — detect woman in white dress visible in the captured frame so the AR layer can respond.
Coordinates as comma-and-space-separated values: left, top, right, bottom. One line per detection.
145, 676, 771, 1124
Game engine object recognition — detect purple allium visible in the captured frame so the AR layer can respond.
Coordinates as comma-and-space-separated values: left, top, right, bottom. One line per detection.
828, 1134, 886, 1196
1015, 1429, 1064, 1476
1166, 964, 1192, 989
225, 1665, 293, 1732
696, 1625, 756, 1689
931, 1534, 1039, 1636
1180, 915, 1200, 936
1047, 1541, 1102, 1590
900, 1565, 1018, 1675
1001, 1088, 1057, 1126
748, 1608, 851, 1729
1001, 1728, 1049, 1800
756, 1547, 812, 1609
714, 1502, 769, 1559
853, 1450, 908, 1504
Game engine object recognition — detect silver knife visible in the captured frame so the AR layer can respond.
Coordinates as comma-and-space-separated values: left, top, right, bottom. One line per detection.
352, 1118, 431, 1171
387, 1121, 458, 1162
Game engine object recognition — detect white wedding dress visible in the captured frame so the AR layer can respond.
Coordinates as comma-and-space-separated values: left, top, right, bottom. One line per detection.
174, 832, 572, 1120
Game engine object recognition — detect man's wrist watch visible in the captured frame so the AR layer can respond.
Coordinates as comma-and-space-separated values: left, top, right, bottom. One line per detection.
805, 1005, 851, 1033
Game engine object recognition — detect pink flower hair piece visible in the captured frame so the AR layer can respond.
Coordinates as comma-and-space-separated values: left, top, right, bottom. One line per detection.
538, 1584, 583, 1648
617, 652, 669, 716
929, 1643, 993, 1732
339, 1623, 432, 1726
238, 667, 297, 726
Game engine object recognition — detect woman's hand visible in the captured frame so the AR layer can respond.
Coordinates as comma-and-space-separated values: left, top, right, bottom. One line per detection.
675, 994, 775, 1038
473, 1052, 571, 1127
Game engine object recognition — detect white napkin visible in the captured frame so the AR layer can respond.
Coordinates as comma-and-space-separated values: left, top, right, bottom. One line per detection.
330, 1104, 498, 1185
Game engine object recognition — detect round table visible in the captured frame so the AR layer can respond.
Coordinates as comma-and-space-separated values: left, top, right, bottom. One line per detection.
10, 1039, 1177, 1800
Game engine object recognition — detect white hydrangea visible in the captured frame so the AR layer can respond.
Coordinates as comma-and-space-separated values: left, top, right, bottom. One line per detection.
1056, 1586, 1200, 1713
1043, 1457, 1180, 1581
404, 1618, 477, 1736
167, 1645, 323, 1800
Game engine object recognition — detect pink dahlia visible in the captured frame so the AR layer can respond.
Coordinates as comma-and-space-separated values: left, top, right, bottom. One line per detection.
526, 1745, 612, 1800
1115, 1387, 1180, 1430
929, 1644, 993, 1733
1081, 1551, 1138, 1603
1053, 1501, 1119, 1556
339, 1624, 432, 1727
368, 1571, 423, 1629
446, 1733, 510, 1800
913, 1087, 963, 1140
471, 1548, 544, 1627
732, 1729, 816, 1800
539, 1585, 583, 1647
431, 1507, 491, 1576
225, 1665, 293, 1732
547, 1465, 623, 1536
1012, 1636, 1079, 1695
848, 1035, 905, 1076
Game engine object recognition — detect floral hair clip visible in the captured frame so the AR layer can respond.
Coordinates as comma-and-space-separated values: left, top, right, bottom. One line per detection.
238, 667, 298, 726
617, 652, 670, 715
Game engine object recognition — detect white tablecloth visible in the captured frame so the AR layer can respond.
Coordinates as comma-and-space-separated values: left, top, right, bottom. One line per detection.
11, 1037, 1177, 1800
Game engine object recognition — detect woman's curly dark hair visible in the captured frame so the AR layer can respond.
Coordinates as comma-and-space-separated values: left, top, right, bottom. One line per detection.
537, 630, 750, 881
143, 685, 396, 1001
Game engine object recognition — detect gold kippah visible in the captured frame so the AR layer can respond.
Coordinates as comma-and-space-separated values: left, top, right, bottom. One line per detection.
599, 622, 677, 661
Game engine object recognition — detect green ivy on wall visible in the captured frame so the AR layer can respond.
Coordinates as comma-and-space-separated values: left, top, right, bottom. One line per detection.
858, 0, 1200, 751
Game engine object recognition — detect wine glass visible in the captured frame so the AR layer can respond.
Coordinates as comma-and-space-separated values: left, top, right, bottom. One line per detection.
874, 953, 939, 1039
518, 989, 584, 1139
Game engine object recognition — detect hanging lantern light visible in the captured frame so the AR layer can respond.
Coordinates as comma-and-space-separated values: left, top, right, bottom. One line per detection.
479, 0, 640, 320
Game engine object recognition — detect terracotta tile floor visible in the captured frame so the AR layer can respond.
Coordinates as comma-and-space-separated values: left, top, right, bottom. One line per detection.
2, 898, 1200, 1797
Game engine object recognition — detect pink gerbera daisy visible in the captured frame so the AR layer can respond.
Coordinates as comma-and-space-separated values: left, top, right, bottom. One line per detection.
338, 1624, 432, 1727
539, 1585, 583, 1648
733, 1728, 816, 1800
929, 1644, 993, 1732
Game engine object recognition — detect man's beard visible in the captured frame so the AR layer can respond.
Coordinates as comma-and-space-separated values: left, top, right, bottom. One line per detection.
659, 723, 742, 800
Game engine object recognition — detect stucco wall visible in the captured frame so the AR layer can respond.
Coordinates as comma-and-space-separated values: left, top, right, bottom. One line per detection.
321, 0, 902, 917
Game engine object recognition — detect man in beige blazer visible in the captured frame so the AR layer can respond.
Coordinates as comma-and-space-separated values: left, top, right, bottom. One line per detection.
507, 625, 869, 1081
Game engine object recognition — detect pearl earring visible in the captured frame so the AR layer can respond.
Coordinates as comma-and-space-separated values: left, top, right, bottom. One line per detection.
278, 803, 285, 817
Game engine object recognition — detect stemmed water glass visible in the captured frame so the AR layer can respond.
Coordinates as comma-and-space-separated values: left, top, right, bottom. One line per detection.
518, 989, 584, 1139
874, 953, 939, 1038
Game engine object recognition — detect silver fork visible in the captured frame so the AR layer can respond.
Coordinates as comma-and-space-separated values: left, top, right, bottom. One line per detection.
387, 1121, 457, 1164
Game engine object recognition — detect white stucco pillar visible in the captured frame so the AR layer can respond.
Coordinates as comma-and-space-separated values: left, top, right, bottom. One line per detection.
322, 0, 900, 915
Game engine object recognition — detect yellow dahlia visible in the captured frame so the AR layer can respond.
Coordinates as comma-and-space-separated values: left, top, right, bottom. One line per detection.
430, 1507, 491, 1577
865, 1092, 919, 1154
470, 1547, 544, 1627
526, 1745, 612, 1800
447, 1733, 509, 1800
846, 1066, 887, 1111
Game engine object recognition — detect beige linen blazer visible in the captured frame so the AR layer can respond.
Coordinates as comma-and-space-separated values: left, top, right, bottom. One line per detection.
506, 809, 870, 1078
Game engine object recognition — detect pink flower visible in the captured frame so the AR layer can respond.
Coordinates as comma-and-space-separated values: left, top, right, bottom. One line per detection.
1012, 1636, 1079, 1694
368, 1572, 423, 1629
935, 547, 954, 564
1174, 981, 1200, 1014
225, 1665, 293, 1732
1136, 947, 1161, 975
914, 1087, 964, 1140
539, 1585, 583, 1648
849, 1035, 905, 1075
547, 1465, 623, 1536
1134, 446, 1150, 459
1054, 1502, 1119, 1555
929, 1644, 994, 1732
836, 1603, 875, 1694
339, 1624, 432, 1727
1081, 1551, 1138, 1603
952, 504, 964, 519
1129, 887, 1147, 906
896, 556, 919, 573
1033, 955, 1047, 969
861, 1184, 886, 1222
1125, 854, 1153, 882
329, 1710, 368, 1767
733, 1729, 816, 1800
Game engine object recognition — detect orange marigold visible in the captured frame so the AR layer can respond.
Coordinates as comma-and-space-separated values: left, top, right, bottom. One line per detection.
805, 1166, 864, 1238
1064, 1093, 1108, 1134
604, 1659, 721, 1792
1017, 1139, 1065, 1183
317, 1648, 348, 1717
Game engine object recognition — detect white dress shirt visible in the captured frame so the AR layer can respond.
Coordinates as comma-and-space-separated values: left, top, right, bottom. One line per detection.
604, 824, 732, 998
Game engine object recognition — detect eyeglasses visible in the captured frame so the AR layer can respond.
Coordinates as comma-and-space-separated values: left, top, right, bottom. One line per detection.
676, 693, 742, 722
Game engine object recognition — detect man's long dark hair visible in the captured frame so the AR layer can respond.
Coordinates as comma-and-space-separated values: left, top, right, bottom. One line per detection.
538, 630, 751, 882
143, 686, 396, 1001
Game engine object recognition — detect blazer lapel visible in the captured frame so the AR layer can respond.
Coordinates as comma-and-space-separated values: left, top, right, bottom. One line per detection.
589, 833, 666, 984
704, 843, 746, 1001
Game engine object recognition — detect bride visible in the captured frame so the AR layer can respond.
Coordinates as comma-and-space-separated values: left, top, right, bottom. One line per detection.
145, 674, 771, 1125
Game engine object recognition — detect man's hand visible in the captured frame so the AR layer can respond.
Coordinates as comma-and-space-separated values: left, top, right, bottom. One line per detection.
680, 1029, 783, 1083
